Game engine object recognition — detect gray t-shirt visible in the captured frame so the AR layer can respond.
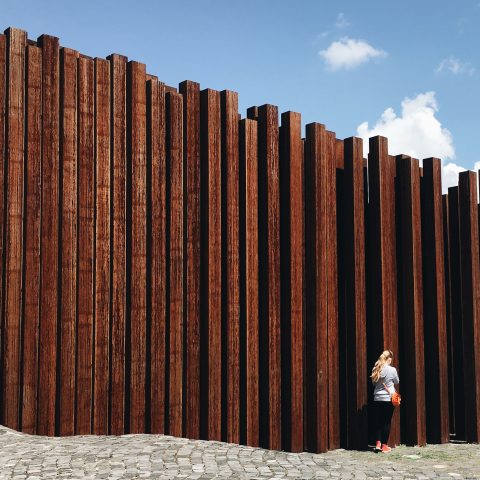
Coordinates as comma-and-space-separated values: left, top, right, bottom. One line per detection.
373, 365, 399, 401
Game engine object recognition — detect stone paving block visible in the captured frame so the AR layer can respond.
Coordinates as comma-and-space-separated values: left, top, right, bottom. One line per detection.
0, 427, 479, 479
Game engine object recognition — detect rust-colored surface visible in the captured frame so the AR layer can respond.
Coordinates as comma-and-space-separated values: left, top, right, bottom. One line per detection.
326, 130, 339, 450
59, 47, 78, 437
222, 90, 240, 444
3, 27, 26, 432
127, 61, 147, 434
109, 53, 127, 436
0, 36, 5, 428
22, 44, 42, 435
280, 111, 303, 453
166, 92, 184, 438
148, 79, 166, 435
396, 155, 426, 446
37, 34, 59, 437
94, 58, 110, 435
304, 123, 328, 454
343, 137, 367, 450
422, 158, 450, 443
240, 118, 259, 447
0, 27, 475, 453
335, 138, 344, 169
257, 105, 281, 451
76, 55, 94, 436
367, 137, 401, 447
179, 80, 200, 440
200, 89, 221, 441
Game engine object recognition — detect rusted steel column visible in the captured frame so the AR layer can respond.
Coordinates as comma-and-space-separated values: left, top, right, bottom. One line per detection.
279, 111, 304, 453
367, 136, 400, 446
37, 33, 60, 436
22, 43, 42, 435
200, 89, 221, 441
257, 104, 281, 450
446, 186, 465, 440
148, 78, 166, 434
421, 158, 449, 443
3, 27, 26, 432
76, 54, 95, 436
326, 131, 339, 450
108, 53, 128, 435
93, 57, 110, 435
396, 154, 426, 446
58, 46, 78, 437
166, 91, 184, 438
458, 171, 480, 442
221, 90, 240, 444
179, 80, 201, 440
343, 137, 368, 450
239, 118, 259, 447
304, 123, 328, 453
0, 33, 5, 427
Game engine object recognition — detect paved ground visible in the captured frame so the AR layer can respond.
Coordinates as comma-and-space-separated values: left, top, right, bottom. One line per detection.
0, 425, 479, 479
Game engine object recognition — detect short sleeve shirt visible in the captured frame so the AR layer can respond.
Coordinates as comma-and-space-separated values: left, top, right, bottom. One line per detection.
373, 365, 399, 401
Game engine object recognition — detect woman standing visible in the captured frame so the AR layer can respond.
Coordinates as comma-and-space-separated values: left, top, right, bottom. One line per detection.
370, 350, 399, 453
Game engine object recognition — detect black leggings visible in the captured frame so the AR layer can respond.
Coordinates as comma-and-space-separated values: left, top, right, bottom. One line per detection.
373, 400, 394, 444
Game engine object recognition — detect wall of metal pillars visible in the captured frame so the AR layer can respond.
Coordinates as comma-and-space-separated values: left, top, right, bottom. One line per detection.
0, 27, 479, 453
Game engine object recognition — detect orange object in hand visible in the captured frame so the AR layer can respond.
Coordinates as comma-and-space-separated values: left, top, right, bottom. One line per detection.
383, 383, 401, 407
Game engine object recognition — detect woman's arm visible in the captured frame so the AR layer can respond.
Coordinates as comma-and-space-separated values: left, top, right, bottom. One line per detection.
393, 367, 399, 385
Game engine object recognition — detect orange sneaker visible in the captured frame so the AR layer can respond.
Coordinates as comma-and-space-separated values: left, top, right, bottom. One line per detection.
381, 444, 392, 453
374, 441, 381, 452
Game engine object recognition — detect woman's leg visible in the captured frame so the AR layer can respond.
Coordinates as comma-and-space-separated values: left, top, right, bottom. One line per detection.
380, 402, 395, 445
373, 401, 383, 443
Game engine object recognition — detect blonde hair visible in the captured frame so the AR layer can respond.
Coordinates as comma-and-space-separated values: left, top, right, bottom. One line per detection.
370, 350, 393, 383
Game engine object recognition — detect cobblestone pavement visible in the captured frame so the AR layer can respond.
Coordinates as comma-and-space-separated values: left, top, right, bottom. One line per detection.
0, 425, 479, 479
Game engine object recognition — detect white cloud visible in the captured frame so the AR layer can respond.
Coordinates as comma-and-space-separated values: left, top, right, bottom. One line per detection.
436, 56, 475, 76
319, 37, 387, 71
356, 92, 464, 193
441, 162, 480, 193
357, 92, 455, 161
442, 162, 466, 191
335, 13, 350, 29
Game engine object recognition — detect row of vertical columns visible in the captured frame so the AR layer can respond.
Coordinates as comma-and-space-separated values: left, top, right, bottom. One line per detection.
2, 26, 480, 451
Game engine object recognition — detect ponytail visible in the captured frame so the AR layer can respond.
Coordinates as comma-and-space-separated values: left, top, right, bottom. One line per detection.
370, 350, 393, 383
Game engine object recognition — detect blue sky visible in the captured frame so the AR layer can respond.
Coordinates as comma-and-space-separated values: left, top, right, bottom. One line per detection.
2, 0, 479, 188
